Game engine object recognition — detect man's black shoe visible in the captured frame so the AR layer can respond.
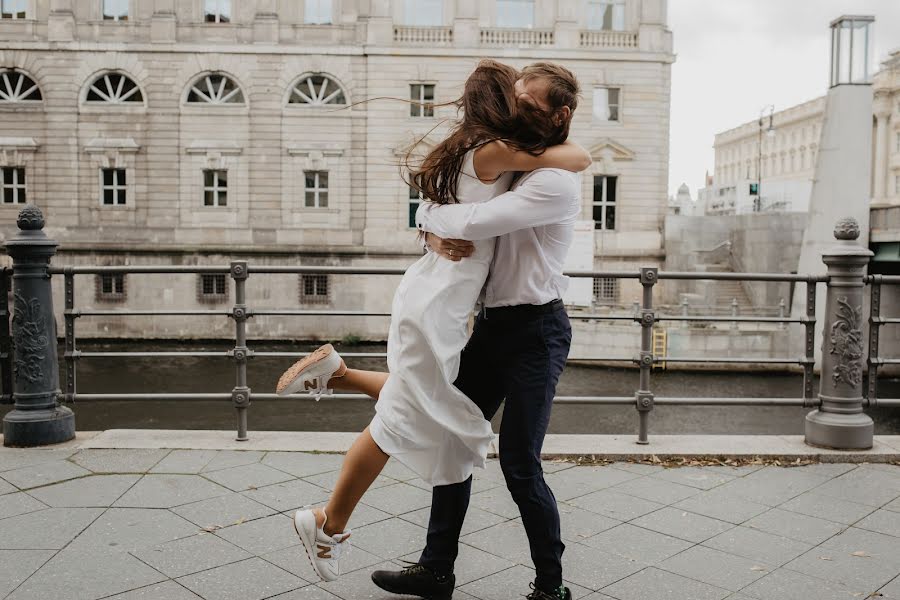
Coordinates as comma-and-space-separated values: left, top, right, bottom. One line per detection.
526, 583, 572, 600
371, 563, 455, 600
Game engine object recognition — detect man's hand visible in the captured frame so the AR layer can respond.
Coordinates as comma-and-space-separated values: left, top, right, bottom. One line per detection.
425, 232, 474, 262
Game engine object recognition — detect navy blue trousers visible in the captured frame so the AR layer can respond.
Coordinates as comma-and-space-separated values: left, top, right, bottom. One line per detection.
418, 305, 572, 592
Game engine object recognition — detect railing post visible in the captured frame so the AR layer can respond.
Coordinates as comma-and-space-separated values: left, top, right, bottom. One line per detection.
0, 267, 12, 404
63, 268, 77, 403
634, 267, 657, 445
778, 298, 786, 330
805, 217, 873, 450
230, 260, 251, 442
802, 279, 817, 403
867, 276, 881, 404
2, 205, 75, 446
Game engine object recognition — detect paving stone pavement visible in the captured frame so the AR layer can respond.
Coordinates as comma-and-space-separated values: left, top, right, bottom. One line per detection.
1, 447, 899, 600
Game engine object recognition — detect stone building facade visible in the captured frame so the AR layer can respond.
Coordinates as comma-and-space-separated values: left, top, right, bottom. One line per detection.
0, 0, 673, 340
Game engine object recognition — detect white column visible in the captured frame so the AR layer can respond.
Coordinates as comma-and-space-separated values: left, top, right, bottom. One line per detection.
48, 0, 75, 41
873, 93, 892, 204
453, 0, 479, 47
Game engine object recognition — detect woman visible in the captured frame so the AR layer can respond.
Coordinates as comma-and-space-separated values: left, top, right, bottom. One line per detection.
276, 60, 590, 583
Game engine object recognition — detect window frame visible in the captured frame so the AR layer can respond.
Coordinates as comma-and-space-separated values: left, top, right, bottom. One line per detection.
587, 0, 626, 31
287, 73, 347, 107
593, 86, 621, 122
0, 69, 42, 103
84, 71, 144, 105
592, 276, 619, 305
496, 0, 535, 29
299, 274, 330, 305
102, 0, 129, 21
198, 273, 228, 303
0, 0, 26, 19
204, 0, 231, 23
304, 170, 329, 208
99, 167, 127, 206
1, 166, 26, 205
592, 174, 617, 231
408, 185, 424, 228
203, 169, 228, 207
409, 83, 435, 118
96, 273, 127, 303
304, 0, 332, 24
185, 73, 245, 106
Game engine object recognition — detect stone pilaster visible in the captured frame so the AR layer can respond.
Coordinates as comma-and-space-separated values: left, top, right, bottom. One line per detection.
253, 0, 279, 44
873, 92, 892, 205
150, 0, 177, 44
47, 0, 75, 42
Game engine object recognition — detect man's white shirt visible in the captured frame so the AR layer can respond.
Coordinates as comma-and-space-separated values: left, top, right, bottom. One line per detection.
415, 168, 581, 308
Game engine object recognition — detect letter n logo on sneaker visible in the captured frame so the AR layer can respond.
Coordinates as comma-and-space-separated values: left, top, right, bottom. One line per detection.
304, 380, 318, 391
317, 544, 331, 559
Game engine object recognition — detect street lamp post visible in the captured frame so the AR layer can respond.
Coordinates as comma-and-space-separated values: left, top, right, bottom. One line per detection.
755, 105, 775, 212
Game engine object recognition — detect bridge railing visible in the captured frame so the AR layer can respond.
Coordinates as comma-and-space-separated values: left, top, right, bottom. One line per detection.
0, 207, 895, 449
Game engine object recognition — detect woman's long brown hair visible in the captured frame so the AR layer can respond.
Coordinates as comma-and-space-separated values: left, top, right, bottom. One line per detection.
407, 60, 566, 206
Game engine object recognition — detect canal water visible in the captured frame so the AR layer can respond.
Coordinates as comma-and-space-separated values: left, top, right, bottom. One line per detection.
3, 341, 900, 435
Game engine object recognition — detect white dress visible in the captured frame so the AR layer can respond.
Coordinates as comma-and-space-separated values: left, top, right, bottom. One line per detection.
369, 151, 513, 486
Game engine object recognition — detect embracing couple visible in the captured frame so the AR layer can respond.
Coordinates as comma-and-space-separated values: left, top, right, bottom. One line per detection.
276, 59, 591, 600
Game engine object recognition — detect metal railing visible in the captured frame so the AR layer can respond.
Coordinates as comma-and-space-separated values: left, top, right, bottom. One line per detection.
1, 208, 896, 449
579, 29, 638, 48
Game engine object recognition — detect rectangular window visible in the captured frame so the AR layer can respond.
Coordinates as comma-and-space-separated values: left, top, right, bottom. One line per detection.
1, 167, 26, 204
198, 274, 227, 302
587, 0, 625, 31
593, 277, 619, 304
408, 185, 424, 228
496, 0, 535, 28
300, 274, 329, 304
0, 0, 26, 19
204, 0, 230, 23
304, 171, 329, 208
410, 84, 435, 117
593, 87, 620, 121
96, 274, 126, 302
404, 0, 443, 26
592, 175, 617, 230
101, 168, 127, 206
305, 0, 332, 24
103, 0, 128, 21
203, 170, 227, 207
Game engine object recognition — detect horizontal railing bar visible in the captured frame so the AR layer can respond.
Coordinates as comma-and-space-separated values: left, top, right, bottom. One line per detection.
877, 318, 900, 324
658, 272, 826, 283
251, 310, 392, 317
49, 266, 231, 275
655, 315, 804, 323
74, 310, 229, 317
875, 399, 900, 406
866, 275, 900, 284
72, 350, 633, 361
657, 356, 800, 364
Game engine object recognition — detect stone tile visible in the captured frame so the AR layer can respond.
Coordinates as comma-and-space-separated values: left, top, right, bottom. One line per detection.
880, 575, 900, 598
459, 565, 591, 600
68, 508, 198, 554
264, 540, 381, 581
651, 467, 734, 490
132, 531, 252, 578
855, 509, 900, 538
700, 464, 765, 478
172, 492, 277, 529
0, 477, 16, 495
301, 470, 393, 492
114, 474, 231, 508
7, 548, 167, 600
786, 542, 900, 593
809, 466, 900, 507
558, 503, 621, 542
702, 526, 813, 566
744, 508, 846, 545
542, 460, 577, 474
400, 542, 515, 586
610, 462, 666, 475
581, 595, 617, 600
104, 581, 203, 600
204, 463, 296, 492
562, 542, 646, 591
263, 452, 344, 478
0, 448, 76, 473
340, 501, 398, 530
0, 549, 55, 599
380, 459, 419, 482
567, 488, 665, 522
545, 465, 640, 501
0, 460, 90, 489
791, 463, 859, 479
399, 505, 506, 537
740, 568, 869, 600
215, 514, 299, 556
150, 450, 218, 474
779, 491, 876, 525
631, 507, 733, 543
0, 492, 47, 520
817, 526, 900, 566
582, 523, 693, 564
713, 467, 829, 506
673, 488, 769, 525
29, 474, 140, 507
70, 449, 170, 473
268, 587, 343, 600
242, 478, 330, 512
0, 507, 102, 549
317, 560, 411, 600
352, 516, 427, 560
611, 477, 699, 505
459, 519, 532, 565
658, 545, 773, 592
177, 557, 304, 600
202, 450, 266, 473
355, 482, 433, 516
600, 566, 730, 600
470, 485, 521, 519
883, 496, 900, 513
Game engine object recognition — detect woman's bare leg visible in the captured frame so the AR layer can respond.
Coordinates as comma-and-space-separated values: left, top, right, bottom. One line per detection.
314, 426, 389, 536
330, 369, 389, 400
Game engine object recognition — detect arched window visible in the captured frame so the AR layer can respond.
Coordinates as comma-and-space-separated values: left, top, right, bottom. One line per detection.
289, 74, 346, 106
0, 69, 42, 102
186, 73, 244, 105
86, 72, 143, 103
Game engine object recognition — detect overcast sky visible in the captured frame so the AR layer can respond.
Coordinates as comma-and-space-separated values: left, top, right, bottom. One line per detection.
667, 0, 900, 198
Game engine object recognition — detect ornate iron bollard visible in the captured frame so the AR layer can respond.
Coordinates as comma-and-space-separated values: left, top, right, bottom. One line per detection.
3, 205, 75, 446
805, 217, 873, 449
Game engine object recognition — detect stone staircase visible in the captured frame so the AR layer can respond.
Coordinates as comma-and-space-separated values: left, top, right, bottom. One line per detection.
703, 262, 755, 313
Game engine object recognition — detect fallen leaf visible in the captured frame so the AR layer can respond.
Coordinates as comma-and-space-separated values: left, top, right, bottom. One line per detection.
818, 556, 834, 561
750, 566, 767, 572
851, 551, 873, 558
233, 517, 246, 526
201, 525, 222, 533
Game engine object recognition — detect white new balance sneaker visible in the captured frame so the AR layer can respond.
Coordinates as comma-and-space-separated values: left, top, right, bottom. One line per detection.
276, 344, 346, 399
293, 508, 351, 582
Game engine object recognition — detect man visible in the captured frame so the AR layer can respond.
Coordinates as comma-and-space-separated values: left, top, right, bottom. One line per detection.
371, 63, 583, 600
